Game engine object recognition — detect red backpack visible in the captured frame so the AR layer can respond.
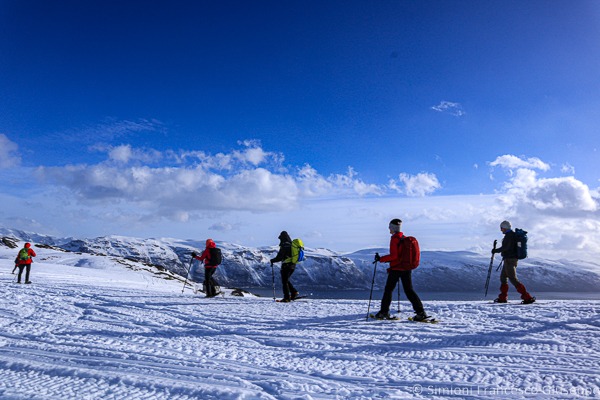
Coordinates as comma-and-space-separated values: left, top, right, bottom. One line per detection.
398, 235, 420, 270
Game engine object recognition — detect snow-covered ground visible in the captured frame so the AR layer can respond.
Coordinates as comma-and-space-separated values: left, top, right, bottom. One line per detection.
1, 244, 599, 399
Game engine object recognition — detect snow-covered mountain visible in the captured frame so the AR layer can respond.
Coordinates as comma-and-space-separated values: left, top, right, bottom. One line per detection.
2, 227, 600, 292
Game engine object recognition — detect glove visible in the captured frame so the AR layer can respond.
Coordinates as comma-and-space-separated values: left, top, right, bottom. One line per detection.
191, 252, 197, 258
491, 249, 497, 254
373, 253, 381, 263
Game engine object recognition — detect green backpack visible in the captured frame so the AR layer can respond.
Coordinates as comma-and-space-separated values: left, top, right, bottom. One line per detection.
18, 248, 31, 261
287, 238, 305, 264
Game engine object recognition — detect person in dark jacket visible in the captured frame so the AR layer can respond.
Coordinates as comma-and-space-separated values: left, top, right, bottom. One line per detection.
492, 220, 535, 304
16, 242, 36, 284
270, 231, 299, 302
192, 239, 220, 298
373, 219, 428, 320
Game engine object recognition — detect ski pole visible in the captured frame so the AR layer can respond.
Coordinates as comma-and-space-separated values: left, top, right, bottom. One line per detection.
484, 240, 497, 297
182, 257, 194, 293
271, 262, 276, 301
366, 254, 379, 321
397, 281, 401, 313
495, 259, 504, 272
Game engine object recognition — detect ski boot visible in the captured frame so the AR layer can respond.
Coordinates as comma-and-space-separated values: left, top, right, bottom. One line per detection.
373, 311, 395, 320
412, 312, 429, 322
522, 296, 536, 305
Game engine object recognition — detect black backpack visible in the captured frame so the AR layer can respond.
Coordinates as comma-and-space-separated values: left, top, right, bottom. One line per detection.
515, 228, 528, 259
207, 247, 222, 266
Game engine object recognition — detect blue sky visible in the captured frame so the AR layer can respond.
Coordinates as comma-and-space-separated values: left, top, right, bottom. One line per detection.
1, 1, 599, 260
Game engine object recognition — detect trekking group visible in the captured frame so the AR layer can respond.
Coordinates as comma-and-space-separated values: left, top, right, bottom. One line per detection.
178, 218, 535, 322
11, 218, 535, 319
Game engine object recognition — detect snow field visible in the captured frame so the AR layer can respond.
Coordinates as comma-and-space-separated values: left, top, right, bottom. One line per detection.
1, 249, 599, 399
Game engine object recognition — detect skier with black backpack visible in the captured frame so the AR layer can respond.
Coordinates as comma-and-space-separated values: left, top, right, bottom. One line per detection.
372, 219, 429, 321
491, 220, 536, 304
192, 239, 222, 298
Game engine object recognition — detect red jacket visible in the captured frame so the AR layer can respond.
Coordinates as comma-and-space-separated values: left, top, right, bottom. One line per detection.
379, 232, 406, 271
194, 239, 218, 269
16, 244, 36, 265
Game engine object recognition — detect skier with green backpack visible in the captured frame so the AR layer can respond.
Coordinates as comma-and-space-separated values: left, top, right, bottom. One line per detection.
15, 242, 36, 284
270, 231, 304, 302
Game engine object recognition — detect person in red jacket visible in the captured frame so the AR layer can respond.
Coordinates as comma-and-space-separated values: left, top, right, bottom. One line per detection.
15, 242, 36, 284
192, 239, 220, 297
373, 219, 428, 320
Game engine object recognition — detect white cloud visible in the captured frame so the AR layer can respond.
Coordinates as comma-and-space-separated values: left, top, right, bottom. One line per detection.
60, 119, 164, 143
489, 154, 550, 171
561, 163, 575, 174
209, 222, 234, 232
108, 145, 133, 163
500, 169, 597, 214
328, 167, 383, 196
389, 172, 441, 197
486, 154, 600, 261
431, 101, 466, 117
34, 143, 443, 219
0, 134, 21, 168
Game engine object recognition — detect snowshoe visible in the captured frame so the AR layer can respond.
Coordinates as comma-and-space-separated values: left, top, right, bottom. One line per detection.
370, 311, 398, 320
411, 312, 429, 322
408, 316, 439, 324
493, 298, 508, 303
522, 296, 536, 305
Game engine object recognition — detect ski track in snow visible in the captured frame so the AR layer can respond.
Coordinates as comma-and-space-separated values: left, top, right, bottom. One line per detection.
1, 262, 600, 399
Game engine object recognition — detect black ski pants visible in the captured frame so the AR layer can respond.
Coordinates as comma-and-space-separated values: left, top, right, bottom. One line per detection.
280, 263, 297, 300
17, 264, 31, 283
204, 268, 217, 297
380, 270, 424, 314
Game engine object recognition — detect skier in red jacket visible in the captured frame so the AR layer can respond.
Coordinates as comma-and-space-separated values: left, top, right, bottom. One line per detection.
373, 219, 428, 321
15, 242, 36, 284
192, 239, 221, 297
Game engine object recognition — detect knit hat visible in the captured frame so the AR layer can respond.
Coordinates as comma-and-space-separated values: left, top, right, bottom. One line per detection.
24, 242, 31, 248
388, 219, 402, 233
500, 220, 512, 230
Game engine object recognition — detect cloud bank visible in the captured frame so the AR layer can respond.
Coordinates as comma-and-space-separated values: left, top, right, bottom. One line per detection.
488, 155, 600, 260
35, 141, 442, 216
2, 131, 599, 262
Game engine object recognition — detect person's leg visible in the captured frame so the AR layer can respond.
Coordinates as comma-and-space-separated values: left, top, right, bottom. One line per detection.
399, 270, 424, 314
378, 270, 401, 315
24, 265, 31, 283
504, 259, 534, 301
204, 268, 215, 297
286, 267, 297, 298
280, 266, 292, 300
17, 265, 25, 283
497, 262, 509, 302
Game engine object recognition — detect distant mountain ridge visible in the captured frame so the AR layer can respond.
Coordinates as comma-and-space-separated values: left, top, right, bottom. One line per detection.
2, 227, 599, 292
